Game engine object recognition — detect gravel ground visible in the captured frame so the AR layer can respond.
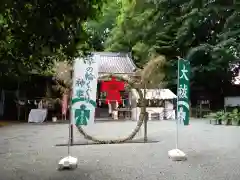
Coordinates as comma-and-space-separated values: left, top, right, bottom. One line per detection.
0, 119, 240, 180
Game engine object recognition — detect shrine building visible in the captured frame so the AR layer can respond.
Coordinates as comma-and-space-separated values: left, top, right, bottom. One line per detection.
55, 52, 176, 120
55, 52, 137, 118
95, 52, 137, 118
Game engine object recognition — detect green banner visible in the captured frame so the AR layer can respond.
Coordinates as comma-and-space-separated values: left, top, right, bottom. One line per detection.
177, 59, 190, 125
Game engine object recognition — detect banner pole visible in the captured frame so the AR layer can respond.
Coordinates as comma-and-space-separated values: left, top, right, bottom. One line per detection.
57, 64, 77, 170
176, 58, 180, 150
70, 59, 77, 146
68, 113, 71, 155
70, 91, 74, 146
168, 57, 187, 161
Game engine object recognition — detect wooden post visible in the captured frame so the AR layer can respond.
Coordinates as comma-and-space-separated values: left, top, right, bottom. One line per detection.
144, 112, 148, 143
200, 102, 202, 118
143, 84, 148, 143
69, 94, 74, 146
17, 80, 20, 121
70, 124, 73, 145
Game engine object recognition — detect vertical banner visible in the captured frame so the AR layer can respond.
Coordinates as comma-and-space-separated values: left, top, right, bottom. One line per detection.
71, 55, 99, 126
177, 59, 190, 126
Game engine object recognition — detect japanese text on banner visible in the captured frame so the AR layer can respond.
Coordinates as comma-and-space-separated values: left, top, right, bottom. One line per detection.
71, 56, 98, 126
177, 59, 190, 126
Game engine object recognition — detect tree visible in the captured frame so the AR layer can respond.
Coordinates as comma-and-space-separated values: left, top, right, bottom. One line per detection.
105, 0, 240, 108
0, 0, 105, 77
105, 0, 158, 66
85, 0, 121, 51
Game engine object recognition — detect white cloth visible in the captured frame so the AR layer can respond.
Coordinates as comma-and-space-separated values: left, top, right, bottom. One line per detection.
38, 100, 43, 109
132, 107, 164, 121
28, 109, 47, 123
148, 108, 164, 120
165, 110, 176, 120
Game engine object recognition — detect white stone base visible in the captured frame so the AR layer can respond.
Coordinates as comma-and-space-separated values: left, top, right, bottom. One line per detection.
58, 156, 78, 170
168, 149, 187, 161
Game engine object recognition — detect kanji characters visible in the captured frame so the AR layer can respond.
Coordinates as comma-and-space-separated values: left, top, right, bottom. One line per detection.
76, 89, 85, 98
86, 57, 95, 65
72, 56, 98, 126
180, 65, 189, 81
85, 67, 95, 81
76, 78, 85, 87
178, 84, 188, 99
177, 59, 190, 125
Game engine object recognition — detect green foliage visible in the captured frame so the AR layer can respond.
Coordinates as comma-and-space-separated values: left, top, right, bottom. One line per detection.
85, 0, 121, 51
206, 108, 240, 125
212, 110, 225, 120
229, 108, 239, 124
0, 0, 105, 77
105, 0, 159, 66
104, 0, 240, 94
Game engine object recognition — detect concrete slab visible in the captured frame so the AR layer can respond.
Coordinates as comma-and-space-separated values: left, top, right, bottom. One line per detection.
1, 119, 240, 180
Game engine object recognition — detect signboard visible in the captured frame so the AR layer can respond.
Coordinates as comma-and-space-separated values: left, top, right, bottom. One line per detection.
71, 55, 99, 126
177, 59, 190, 125
224, 96, 240, 107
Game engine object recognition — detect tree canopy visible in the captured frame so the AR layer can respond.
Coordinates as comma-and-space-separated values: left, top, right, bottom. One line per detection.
1, 0, 240, 107
98, 0, 240, 107
0, 0, 105, 77
85, 0, 121, 51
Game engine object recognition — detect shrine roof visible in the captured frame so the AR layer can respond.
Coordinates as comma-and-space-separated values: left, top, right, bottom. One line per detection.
93, 52, 137, 74
54, 52, 137, 83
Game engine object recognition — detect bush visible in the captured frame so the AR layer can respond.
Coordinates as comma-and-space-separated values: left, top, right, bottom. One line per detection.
205, 109, 240, 126
229, 108, 240, 126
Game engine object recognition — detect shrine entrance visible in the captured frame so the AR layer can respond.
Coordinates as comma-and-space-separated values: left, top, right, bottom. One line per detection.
95, 76, 132, 120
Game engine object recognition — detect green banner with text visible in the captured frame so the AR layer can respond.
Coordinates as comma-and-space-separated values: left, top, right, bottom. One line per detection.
177, 59, 190, 126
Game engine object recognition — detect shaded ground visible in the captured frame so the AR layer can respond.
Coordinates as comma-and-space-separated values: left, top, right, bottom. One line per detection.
0, 119, 240, 180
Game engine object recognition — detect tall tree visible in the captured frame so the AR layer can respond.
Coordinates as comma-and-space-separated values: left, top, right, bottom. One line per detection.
105, 0, 240, 108
86, 0, 121, 51
0, 0, 105, 76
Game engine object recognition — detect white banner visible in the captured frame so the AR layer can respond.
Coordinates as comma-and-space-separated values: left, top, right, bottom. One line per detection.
71, 55, 99, 126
